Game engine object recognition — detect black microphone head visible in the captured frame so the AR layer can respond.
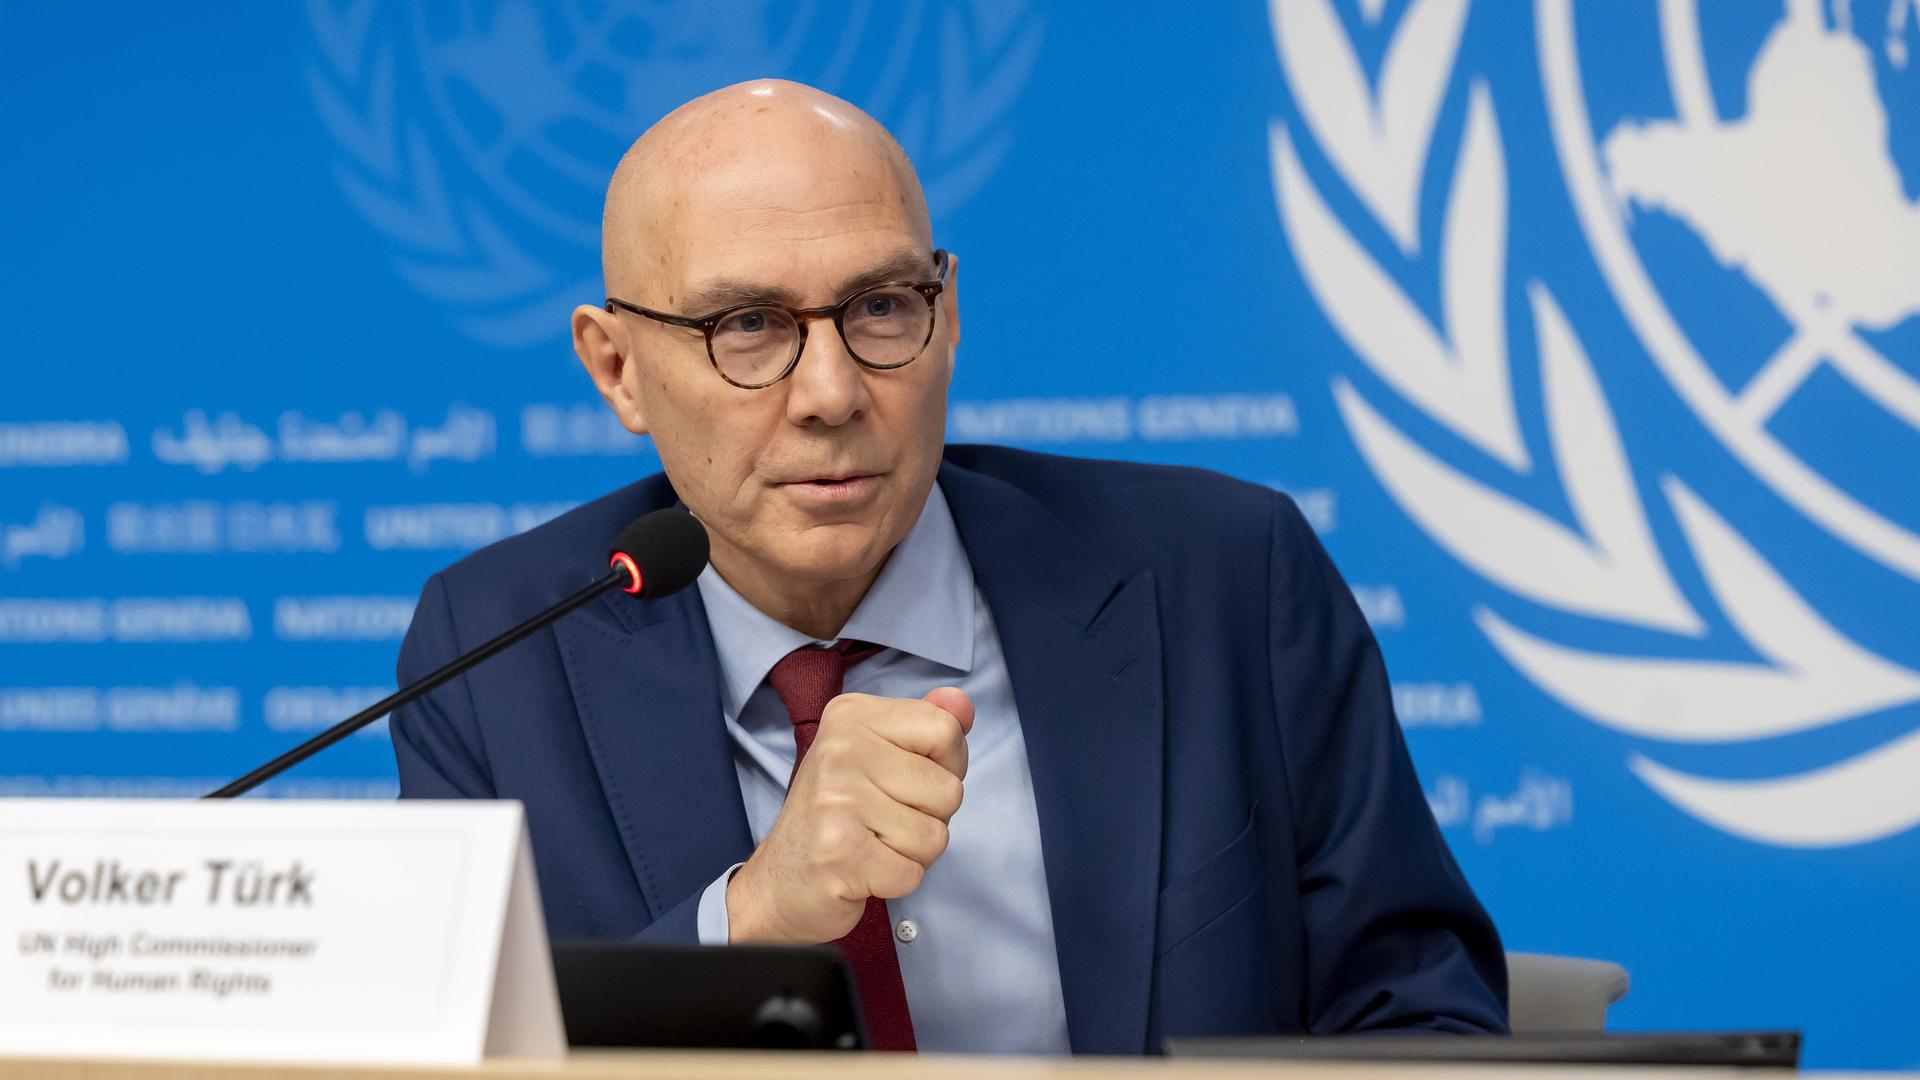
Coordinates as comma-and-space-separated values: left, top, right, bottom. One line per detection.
609, 509, 710, 599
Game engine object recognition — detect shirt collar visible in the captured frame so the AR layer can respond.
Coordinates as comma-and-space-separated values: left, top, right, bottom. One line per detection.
695, 483, 976, 724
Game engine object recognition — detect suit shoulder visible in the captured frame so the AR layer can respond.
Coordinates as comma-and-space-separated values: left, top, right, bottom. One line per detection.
430, 472, 677, 603
942, 443, 1282, 534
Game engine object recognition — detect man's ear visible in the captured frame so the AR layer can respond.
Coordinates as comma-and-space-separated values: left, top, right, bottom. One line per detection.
941, 252, 961, 355
572, 304, 651, 435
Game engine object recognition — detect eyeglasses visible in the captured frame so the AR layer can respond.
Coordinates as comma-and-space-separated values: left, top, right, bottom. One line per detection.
605, 250, 951, 390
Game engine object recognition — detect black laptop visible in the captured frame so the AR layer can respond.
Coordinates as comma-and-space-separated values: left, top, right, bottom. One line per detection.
552, 941, 866, 1051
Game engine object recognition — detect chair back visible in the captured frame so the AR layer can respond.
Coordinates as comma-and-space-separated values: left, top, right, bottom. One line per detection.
1506, 952, 1630, 1033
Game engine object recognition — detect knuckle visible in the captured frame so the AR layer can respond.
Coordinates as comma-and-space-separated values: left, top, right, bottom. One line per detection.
813, 785, 858, 817
818, 696, 851, 725
878, 859, 924, 899
811, 737, 852, 772
907, 763, 959, 817
813, 819, 858, 858
822, 693, 874, 723
899, 861, 925, 894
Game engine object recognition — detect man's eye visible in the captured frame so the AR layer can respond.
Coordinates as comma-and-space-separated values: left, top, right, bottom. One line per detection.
863, 296, 897, 318
720, 310, 769, 335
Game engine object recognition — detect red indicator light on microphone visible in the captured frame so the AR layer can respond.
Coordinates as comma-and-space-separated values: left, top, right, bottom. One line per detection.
609, 551, 644, 595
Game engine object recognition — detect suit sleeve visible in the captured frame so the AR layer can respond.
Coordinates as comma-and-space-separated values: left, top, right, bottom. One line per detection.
627, 861, 747, 945
391, 572, 497, 799
628, 889, 706, 945
1267, 494, 1509, 1034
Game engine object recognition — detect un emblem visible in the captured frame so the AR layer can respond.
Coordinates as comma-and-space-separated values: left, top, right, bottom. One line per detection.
305, 0, 1043, 348
1270, 0, 1920, 847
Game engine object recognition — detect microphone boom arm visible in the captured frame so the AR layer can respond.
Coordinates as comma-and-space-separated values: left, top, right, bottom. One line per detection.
204, 565, 632, 799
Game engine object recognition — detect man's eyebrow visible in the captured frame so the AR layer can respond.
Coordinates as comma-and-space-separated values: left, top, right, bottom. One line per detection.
831, 251, 936, 297
678, 251, 934, 314
677, 278, 803, 313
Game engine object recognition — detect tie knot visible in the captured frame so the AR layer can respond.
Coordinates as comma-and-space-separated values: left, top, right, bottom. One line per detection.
766, 639, 882, 728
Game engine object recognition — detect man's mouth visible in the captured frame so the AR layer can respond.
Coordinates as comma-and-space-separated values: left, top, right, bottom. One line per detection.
778, 472, 885, 506
781, 470, 879, 486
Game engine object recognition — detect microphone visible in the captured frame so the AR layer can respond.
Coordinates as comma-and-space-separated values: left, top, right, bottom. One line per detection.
204, 508, 710, 799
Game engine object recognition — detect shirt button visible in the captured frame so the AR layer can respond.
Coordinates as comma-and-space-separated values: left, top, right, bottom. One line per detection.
895, 918, 919, 943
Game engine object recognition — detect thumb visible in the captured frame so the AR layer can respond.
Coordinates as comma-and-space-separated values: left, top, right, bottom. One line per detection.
922, 686, 975, 735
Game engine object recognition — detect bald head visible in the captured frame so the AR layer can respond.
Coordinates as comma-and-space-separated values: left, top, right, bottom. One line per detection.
572, 80, 960, 640
600, 79, 932, 302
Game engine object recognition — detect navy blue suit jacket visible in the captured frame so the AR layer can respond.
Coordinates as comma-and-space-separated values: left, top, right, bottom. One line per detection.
392, 445, 1508, 1052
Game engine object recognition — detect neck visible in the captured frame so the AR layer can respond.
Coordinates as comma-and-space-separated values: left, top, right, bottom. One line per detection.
708, 545, 889, 640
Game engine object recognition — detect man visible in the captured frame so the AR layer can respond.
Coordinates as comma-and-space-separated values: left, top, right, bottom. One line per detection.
392, 79, 1507, 1054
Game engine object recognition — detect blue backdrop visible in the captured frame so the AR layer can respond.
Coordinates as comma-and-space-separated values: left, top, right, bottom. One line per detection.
4, 1, 1917, 1067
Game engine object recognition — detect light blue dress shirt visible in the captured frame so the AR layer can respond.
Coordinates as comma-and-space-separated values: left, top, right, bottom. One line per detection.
691, 484, 1072, 1055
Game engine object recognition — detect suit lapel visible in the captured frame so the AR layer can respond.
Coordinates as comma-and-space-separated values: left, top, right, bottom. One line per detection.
553, 585, 754, 921
940, 462, 1166, 1054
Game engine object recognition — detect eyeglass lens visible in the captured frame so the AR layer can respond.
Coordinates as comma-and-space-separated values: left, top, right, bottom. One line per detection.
711, 284, 931, 386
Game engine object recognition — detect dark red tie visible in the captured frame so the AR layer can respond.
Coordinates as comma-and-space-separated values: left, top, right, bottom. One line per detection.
767, 640, 918, 1052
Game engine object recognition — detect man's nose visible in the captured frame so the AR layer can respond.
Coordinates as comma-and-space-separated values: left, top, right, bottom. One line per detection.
782, 317, 871, 427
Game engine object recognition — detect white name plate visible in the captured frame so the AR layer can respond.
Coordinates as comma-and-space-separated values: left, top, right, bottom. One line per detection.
0, 798, 564, 1066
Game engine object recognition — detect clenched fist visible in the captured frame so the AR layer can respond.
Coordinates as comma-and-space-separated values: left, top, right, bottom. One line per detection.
726, 686, 974, 944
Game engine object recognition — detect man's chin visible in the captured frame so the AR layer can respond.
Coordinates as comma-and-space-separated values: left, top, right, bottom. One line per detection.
765, 515, 908, 584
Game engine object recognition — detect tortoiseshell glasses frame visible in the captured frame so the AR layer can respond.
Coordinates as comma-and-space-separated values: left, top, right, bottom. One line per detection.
604, 250, 951, 390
